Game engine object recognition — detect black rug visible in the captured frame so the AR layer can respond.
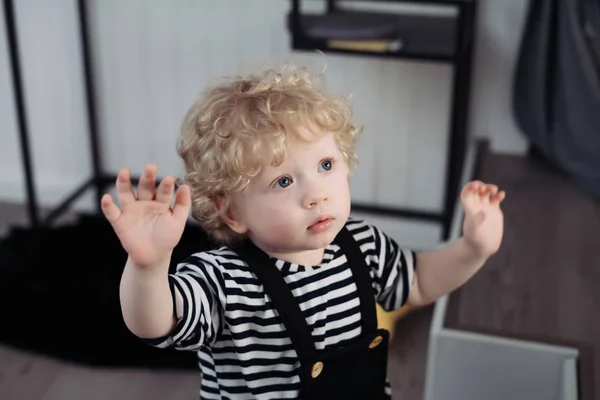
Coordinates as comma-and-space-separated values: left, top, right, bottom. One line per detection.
0, 213, 216, 370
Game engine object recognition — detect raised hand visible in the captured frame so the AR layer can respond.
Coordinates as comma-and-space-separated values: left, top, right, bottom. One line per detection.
101, 164, 191, 269
460, 180, 506, 257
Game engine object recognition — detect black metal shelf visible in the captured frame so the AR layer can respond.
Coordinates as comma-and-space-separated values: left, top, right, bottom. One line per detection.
4, 0, 104, 229
4, 0, 477, 242
290, 11, 459, 62
288, 0, 478, 240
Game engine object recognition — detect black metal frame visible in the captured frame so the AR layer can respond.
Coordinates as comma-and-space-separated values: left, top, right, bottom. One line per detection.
4, 0, 128, 228
289, 0, 477, 240
4, 0, 476, 241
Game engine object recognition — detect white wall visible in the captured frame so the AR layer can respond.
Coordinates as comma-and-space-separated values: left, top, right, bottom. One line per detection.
468, 0, 530, 154
0, 0, 90, 207
0, 0, 530, 247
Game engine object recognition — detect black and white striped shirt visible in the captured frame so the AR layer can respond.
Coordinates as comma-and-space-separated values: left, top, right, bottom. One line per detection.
144, 219, 416, 399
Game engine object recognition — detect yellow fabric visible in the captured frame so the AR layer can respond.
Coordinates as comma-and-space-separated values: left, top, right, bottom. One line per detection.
376, 303, 415, 341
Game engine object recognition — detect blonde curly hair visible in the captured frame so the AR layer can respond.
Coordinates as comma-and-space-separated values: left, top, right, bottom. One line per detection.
177, 64, 360, 244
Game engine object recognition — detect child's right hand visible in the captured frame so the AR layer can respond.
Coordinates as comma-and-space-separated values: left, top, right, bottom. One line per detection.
100, 163, 191, 270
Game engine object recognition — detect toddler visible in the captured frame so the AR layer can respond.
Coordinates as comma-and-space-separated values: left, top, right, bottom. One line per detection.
101, 64, 505, 399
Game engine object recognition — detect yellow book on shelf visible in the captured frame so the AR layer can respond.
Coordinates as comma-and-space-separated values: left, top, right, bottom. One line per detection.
327, 39, 403, 53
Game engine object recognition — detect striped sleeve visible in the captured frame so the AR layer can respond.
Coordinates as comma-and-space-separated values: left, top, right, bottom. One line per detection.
350, 220, 417, 311
141, 253, 227, 351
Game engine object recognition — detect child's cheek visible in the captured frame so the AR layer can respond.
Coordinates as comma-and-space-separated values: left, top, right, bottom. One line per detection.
265, 208, 300, 237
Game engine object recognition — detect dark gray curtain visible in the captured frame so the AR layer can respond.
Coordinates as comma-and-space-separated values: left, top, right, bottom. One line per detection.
513, 0, 600, 199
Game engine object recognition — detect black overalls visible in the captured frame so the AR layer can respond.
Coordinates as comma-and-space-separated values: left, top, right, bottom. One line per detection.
236, 227, 391, 400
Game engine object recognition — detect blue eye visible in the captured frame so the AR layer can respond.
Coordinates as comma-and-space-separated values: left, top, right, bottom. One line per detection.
319, 159, 333, 172
274, 176, 292, 188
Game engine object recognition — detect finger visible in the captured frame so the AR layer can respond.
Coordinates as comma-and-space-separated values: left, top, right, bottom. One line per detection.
470, 180, 483, 190
485, 184, 499, 196
478, 184, 492, 196
478, 186, 492, 202
137, 164, 158, 201
485, 185, 500, 202
101, 193, 121, 224
465, 181, 480, 192
172, 184, 191, 222
461, 181, 478, 199
115, 168, 136, 207
491, 191, 506, 204
155, 176, 175, 204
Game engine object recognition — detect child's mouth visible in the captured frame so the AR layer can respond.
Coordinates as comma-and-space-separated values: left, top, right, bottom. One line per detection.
307, 217, 333, 233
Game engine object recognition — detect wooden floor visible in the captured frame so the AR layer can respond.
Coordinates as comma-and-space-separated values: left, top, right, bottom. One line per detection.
0, 307, 433, 400
445, 150, 600, 399
0, 345, 202, 400
0, 202, 433, 400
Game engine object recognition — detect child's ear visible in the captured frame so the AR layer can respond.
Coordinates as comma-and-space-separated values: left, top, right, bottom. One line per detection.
221, 208, 248, 234
216, 196, 248, 234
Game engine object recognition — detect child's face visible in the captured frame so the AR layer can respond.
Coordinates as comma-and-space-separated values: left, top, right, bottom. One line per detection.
228, 130, 351, 263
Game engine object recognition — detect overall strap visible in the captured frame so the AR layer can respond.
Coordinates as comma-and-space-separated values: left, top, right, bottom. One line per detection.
235, 239, 317, 365
334, 226, 378, 335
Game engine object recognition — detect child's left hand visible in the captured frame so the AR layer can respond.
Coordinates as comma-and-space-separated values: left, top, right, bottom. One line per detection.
460, 180, 506, 257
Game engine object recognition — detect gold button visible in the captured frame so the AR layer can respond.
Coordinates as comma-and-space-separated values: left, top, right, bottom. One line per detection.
369, 335, 383, 349
311, 361, 324, 378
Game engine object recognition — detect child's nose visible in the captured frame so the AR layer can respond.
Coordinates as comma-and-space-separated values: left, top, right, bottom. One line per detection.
303, 189, 328, 209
